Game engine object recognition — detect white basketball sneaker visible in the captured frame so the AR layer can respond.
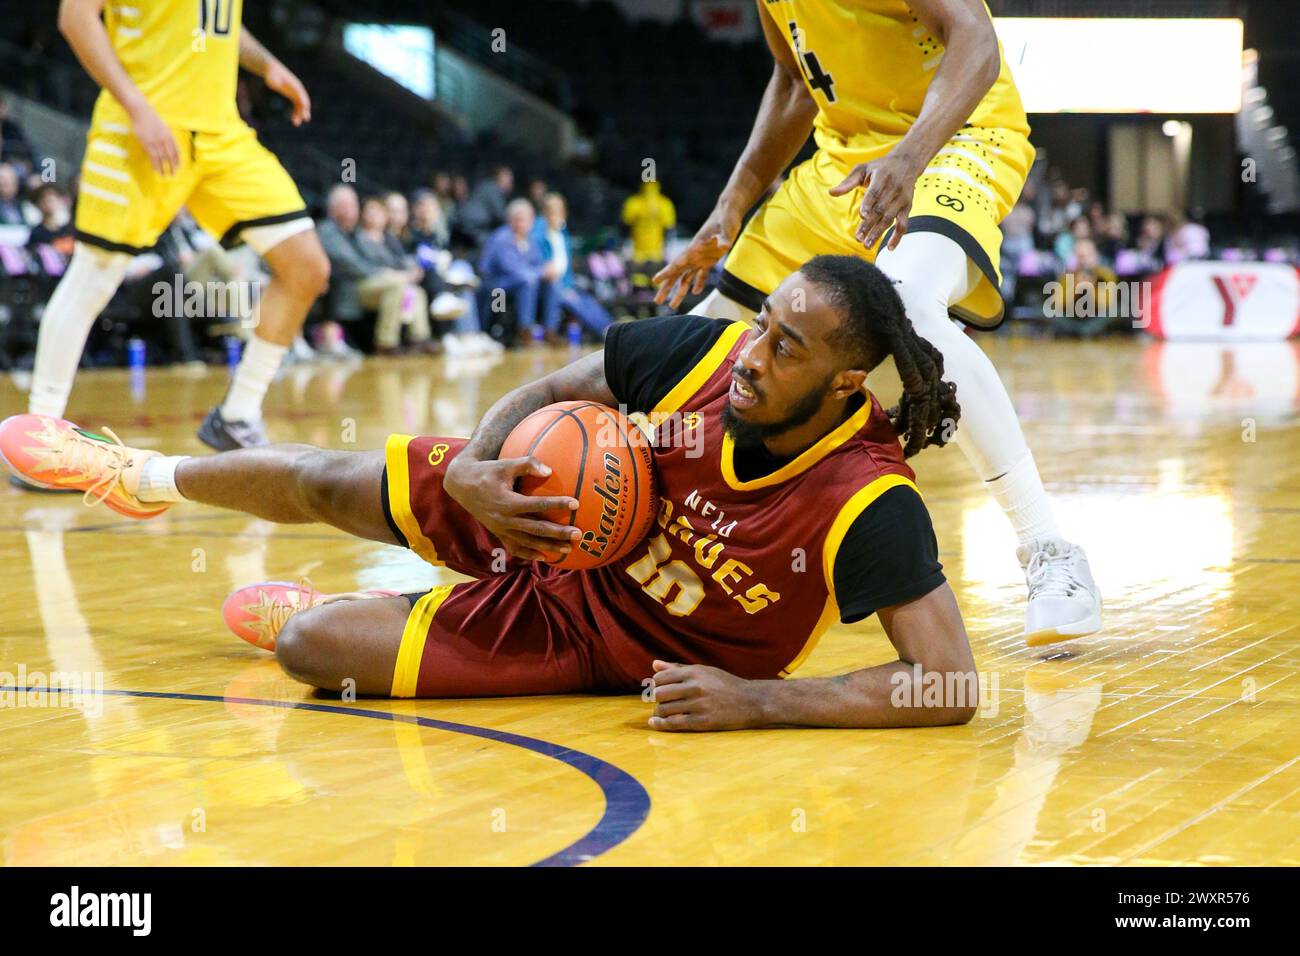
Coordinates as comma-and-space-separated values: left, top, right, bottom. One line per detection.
1017, 538, 1102, 647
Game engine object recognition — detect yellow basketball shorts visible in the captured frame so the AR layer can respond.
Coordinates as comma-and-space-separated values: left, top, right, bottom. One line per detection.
74, 116, 309, 255
720, 127, 1034, 328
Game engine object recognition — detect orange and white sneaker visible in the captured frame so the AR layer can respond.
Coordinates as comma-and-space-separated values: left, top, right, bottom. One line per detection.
0, 414, 167, 519
223, 581, 402, 651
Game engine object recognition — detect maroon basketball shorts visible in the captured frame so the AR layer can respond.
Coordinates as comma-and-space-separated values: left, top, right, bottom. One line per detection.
381, 434, 648, 698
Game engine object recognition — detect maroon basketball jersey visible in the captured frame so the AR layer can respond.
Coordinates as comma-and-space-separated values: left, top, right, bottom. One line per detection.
583, 321, 920, 679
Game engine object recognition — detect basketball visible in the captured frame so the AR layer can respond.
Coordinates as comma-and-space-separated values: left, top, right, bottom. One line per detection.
499, 401, 658, 569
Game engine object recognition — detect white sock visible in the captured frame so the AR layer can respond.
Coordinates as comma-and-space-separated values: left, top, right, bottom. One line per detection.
987, 451, 1061, 550
221, 335, 287, 423
137, 455, 191, 503
29, 244, 131, 418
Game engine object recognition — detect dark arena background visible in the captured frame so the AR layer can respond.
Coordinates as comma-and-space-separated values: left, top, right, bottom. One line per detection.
0, 0, 1295, 918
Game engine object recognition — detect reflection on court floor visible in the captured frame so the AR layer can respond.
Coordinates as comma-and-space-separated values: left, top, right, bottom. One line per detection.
2, 338, 1297, 865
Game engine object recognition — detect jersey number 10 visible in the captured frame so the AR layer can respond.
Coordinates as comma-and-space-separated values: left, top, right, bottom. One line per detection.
197, 0, 234, 36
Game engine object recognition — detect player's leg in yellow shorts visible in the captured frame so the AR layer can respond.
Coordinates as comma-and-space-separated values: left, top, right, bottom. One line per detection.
185, 122, 330, 449
870, 129, 1100, 644
26, 118, 199, 421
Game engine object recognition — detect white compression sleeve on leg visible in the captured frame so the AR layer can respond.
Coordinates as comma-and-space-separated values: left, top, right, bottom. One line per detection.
689, 289, 756, 322
29, 242, 132, 418
874, 231, 1060, 544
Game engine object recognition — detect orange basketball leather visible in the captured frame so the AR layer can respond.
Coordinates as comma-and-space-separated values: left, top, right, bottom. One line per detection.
499, 401, 658, 569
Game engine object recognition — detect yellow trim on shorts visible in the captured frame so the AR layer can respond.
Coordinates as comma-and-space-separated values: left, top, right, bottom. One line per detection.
650, 320, 749, 419
391, 585, 455, 698
777, 473, 921, 677
384, 434, 440, 565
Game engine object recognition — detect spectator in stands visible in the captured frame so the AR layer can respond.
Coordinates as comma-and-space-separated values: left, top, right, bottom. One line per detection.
1131, 215, 1167, 274
1097, 212, 1129, 264
407, 190, 497, 356
384, 191, 412, 247
25, 183, 73, 255
1166, 211, 1211, 264
1085, 200, 1108, 239
0, 95, 36, 171
354, 195, 435, 355
621, 179, 676, 267
430, 171, 458, 224
410, 190, 450, 250
451, 174, 470, 205
527, 178, 549, 212
999, 200, 1036, 300
1054, 215, 1091, 266
1035, 178, 1080, 248
458, 164, 514, 247
398, 189, 467, 326
317, 185, 431, 357
1050, 237, 1120, 338
0, 163, 28, 226
535, 192, 613, 340
478, 198, 556, 345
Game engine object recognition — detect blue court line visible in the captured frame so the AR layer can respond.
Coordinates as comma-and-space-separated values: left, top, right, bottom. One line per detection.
1, 685, 650, 867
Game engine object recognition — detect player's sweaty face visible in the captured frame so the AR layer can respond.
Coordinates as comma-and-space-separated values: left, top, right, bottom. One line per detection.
728, 277, 840, 430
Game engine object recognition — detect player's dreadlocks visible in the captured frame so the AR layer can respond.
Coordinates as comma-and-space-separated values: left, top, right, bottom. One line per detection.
801, 254, 961, 459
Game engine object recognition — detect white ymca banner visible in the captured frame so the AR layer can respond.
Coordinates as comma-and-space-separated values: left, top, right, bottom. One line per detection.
1147, 260, 1300, 340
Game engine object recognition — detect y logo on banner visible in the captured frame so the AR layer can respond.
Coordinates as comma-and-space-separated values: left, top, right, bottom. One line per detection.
1210, 273, 1259, 327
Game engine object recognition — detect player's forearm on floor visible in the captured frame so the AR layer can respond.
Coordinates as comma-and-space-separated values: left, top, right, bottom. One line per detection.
752, 662, 978, 728
718, 68, 816, 216
58, 0, 149, 116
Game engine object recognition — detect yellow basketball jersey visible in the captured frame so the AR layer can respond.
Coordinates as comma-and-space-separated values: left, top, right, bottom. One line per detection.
92, 0, 243, 133
765, 0, 1029, 155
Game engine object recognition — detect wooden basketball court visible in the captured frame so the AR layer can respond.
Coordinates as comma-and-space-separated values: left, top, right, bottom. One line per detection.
2, 336, 1297, 866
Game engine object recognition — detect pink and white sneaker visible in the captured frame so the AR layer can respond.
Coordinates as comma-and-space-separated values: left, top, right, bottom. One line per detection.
0, 414, 167, 519
223, 581, 402, 651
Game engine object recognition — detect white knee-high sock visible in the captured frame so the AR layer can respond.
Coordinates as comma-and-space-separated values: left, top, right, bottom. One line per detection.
29, 243, 132, 418
690, 288, 757, 322
984, 450, 1060, 546
221, 334, 287, 423
875, 232, 1061, 547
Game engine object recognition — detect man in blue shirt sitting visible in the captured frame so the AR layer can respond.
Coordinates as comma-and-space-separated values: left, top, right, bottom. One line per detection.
477, 199, 555, 345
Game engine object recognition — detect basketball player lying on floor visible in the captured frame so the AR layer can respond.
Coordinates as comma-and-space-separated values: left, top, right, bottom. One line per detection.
0, 256, 978, 732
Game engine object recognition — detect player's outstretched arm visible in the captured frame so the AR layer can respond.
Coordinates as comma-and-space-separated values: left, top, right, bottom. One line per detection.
648, 583, 978, 731
444, 352, 618, 560
58, 0, 180, 174
653, 0, 817, 308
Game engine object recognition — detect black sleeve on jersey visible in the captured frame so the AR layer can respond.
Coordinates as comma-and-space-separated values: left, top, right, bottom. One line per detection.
604, 315, 731, 413
832, 485, 946, 624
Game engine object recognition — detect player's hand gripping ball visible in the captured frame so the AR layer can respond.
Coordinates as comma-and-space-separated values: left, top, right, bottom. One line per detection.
500, 402, 658, 569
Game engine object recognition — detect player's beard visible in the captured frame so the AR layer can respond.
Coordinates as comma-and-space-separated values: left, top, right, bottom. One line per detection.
722, 374, 832, 450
